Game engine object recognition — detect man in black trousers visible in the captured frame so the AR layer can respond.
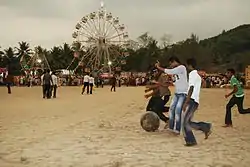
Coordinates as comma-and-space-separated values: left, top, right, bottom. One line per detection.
110, 75, 116, 92
43, 69, 53, 99
82, 73, 90, 94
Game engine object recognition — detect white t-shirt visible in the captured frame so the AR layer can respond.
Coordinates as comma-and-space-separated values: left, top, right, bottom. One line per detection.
164, 65, 188, 94
52, 75, 58, 85
89, 77, 94, 84
188, 70, 201, 104
83, 75, 89, 83
41, 74, 44, 85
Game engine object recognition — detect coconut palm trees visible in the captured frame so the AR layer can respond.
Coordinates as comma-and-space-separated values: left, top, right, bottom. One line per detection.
0, 46, 4, 57
3, 47, 19, 75
16, 41, 32, 72
0, 46, 4, 61
50, 46, 63, 70
61, 43, 73, 69
31, 46, 51, 71
0, 46, 6, 68
67, 41, 83, 70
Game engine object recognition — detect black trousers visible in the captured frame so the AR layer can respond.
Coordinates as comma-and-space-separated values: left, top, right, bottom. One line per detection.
111, 85, 116, 92
163, 95, 170, 105
146, 96, 169, 123
7, 83, 11, 94
82, 82, 89, 94
163, 95, 170, 112
225, 95, 250, 125
89, 83, 93, 94
44, 84, 51, 98
52, 85, 57, 98
42, 85, 45, 97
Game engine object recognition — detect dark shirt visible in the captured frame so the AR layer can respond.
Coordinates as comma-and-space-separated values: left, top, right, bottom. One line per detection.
43, 73, 52, 85
110, 77, 116, 85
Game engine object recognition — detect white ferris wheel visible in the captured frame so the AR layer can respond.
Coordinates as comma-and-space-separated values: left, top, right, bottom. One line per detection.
70, 1, 130, 73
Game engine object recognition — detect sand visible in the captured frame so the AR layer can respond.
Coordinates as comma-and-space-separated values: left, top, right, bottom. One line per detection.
0, 86, 250, 167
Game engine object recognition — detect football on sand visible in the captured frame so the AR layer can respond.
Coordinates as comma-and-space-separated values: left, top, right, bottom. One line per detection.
140, 111, 160, 132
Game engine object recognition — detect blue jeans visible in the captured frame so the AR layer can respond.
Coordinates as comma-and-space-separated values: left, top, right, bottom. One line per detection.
169, 93, 186, 133
182, 99, 211, 144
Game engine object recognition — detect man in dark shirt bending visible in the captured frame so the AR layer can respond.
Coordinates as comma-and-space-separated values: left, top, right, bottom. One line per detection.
43, 69, 53, 99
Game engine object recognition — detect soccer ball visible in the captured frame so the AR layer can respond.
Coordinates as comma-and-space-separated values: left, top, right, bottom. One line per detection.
140, 111, 160, 132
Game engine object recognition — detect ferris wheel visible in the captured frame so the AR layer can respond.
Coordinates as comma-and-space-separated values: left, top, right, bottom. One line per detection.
69, 1, 130, 73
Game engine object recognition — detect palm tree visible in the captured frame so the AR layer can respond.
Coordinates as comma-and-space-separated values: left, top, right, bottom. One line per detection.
16, 41, 32, 71
160, 33, 172, 48
0, 46, 6, 67
61, 43, 73, 69
50, 46, 63, 70
0, 46, 4, 62
16, 41, 32, 56
32, 46, 51, 71
0, 46, 4, 56
68, 42, 84, 70
3, 47, 19, 75
71, 41, 82, 53
137, 32, 154, 48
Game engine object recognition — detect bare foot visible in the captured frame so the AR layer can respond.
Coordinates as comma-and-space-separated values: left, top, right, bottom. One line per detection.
204, 124, 212, 139
222, 124, 233, 128
167, 129, 180, 136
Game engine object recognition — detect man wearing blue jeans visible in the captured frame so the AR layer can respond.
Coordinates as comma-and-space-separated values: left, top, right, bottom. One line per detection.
156, 56, 188, 134
182, 58, 212, 146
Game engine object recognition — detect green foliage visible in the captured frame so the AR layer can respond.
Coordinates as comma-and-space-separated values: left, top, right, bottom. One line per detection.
0, 24, 249, 74
200, 24, 250, 70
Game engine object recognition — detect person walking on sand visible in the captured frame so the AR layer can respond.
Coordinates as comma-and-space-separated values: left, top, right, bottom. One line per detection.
110, 75, 117, 92
155, 56, 188, 135
89, 74, 94, 94
41, 71, 45, 98
223, 68, 250, 127
82, 73, 90, 95
182, 58, 212, 147
5, 71, 12, 94
51, 72, 58, 98
43, 69, 53, 99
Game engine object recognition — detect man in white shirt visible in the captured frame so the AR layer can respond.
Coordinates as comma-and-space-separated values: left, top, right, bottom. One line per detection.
182, 58, 212, 146
82, 73, 90, 94
41, 71, 45, 98
89, 74, 94, 94
51, 72, 58, 98
155, 56, 188, 134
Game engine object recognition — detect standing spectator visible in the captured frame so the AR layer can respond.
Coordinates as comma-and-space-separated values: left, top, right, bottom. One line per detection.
110, 75, 117, 92
43, 69, 53, 99
82, 73, 90, 94
41, 71, 45, 98
51, 72, 58, 98
89, 74, 94, 94
118, 76, 121, 87
5, 72, 12, 94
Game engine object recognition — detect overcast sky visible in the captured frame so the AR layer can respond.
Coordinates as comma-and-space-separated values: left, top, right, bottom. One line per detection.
0, 0, 250, 49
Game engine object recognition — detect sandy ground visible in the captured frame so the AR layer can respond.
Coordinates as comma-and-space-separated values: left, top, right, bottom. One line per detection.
0, 86, 250, 167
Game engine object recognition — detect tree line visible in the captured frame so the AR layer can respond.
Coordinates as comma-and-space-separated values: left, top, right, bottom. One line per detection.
1, 24, 250, 75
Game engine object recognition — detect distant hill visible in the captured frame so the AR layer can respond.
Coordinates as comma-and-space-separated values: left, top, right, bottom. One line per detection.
199, 24, 250, 72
